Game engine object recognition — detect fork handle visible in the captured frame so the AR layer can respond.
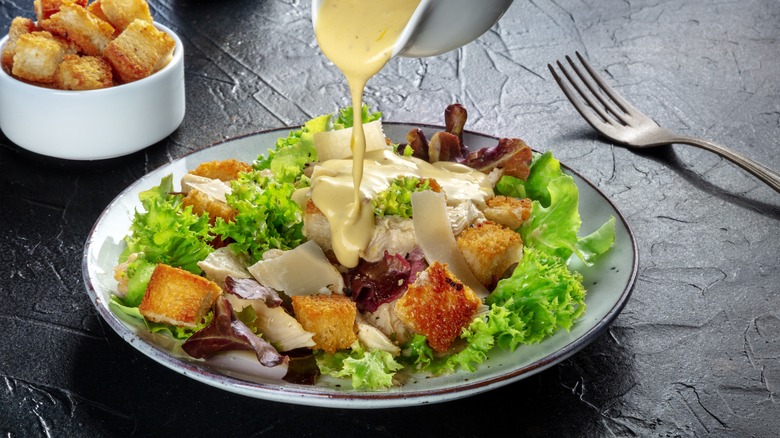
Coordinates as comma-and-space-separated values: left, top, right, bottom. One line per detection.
672, 136, 780, 193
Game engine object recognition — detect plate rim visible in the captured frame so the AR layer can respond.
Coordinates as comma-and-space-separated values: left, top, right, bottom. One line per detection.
82, 122, 639, 408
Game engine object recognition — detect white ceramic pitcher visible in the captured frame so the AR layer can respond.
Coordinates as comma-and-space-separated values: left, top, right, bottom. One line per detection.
311, 0, 515, 58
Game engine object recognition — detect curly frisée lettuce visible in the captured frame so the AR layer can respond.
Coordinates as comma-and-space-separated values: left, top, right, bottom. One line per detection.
123, 175, 215, 273
256, 114, 329, 184
333, 104, 382, 130
488, 247, 586, 340
317, 341, 403, 390
211, 171, 304, 264
373, 176, 433, 218
118, 175, 214, 306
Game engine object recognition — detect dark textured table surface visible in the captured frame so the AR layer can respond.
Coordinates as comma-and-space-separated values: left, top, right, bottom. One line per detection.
2, 0, 779, 436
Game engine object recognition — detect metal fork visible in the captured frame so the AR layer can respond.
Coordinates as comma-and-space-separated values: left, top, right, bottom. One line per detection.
548, 52, 780, 193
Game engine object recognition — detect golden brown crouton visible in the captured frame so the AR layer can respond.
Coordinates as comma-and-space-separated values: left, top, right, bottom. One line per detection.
1, 17, 37, 71
98, 0, 153, 32
41, 1, 115, 56
181, 189, 238, 225
103, 18, 174, 83
34, 0, 88, 21
189, 159, 252, 182
54, 54, 113, 89
394, 261, 481, 352
456, 221, 523, 289
139, 264, 222, 328
86, 1, 113, 29
482, 195, 532, 230
302, 200, 332, 253
11, 32, 70, 83
291, 294, 357, 354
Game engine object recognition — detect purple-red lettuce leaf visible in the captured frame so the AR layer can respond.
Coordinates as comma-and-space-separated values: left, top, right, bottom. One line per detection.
224, 276, 282, 308
428, 131, 465, 163
345, 250, 427, 313
404, 128, 429, 161
406, 247, 426, 284
464, 138, 533, 179
182, 295, 287, 367
444, 103, 468, 156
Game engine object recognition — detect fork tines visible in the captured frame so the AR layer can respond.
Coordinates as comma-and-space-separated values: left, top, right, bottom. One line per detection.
548, 52, 637, 128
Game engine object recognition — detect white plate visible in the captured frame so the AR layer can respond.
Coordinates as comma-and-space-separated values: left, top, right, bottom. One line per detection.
82, 123, 638, 408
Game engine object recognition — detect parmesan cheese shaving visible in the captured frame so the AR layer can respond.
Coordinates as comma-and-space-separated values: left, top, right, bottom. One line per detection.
197, 247, 252, 287
185, 178, 232, 204
411, 191, 490, 298
247, 241, 343, 295
313, 120, 388, 162
252, 301, 316, 352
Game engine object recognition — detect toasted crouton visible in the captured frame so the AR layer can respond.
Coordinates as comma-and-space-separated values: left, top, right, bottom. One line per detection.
98, 0, 153, 32
2, 17, 37, 71
456, 221, 523, 288
139, 264, 222, 328
394, 261, 481, 352
86, 1, 114, 30
54, 54, 113, 89
302, 200, 333, 252
482, 195, 532, 230
41, 1, 115, 56
182, 189, 238, 225
103, 18, 174, 83
11, 32, 70, 83
34, 0, 88, 21
291, 294, 357, 354
189, 159, 252, 182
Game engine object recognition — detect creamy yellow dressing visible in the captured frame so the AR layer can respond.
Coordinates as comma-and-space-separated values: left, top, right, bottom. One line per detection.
314, 150, 494, 209
314, 0, 421, 267
310, 150, 494, 267
313, 0, 496, 268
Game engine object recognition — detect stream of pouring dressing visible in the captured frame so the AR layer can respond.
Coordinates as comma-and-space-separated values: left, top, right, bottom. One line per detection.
313, 0, 422, 267
313, 0, 494, 269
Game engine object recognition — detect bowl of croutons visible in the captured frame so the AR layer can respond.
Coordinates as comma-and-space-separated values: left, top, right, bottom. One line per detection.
0, 0, 185, 160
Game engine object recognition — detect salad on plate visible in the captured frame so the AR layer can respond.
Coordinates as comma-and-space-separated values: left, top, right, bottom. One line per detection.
109, 104, 616, 390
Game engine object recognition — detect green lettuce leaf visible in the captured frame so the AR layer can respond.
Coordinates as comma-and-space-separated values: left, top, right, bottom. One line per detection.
254, 106, 380, 183
487, 247, 586, 343
575, 216, 616, 265
124, 174, 214, 273
495, 151, 560, 206
518, 174, 616, 265
317, 341, 403, 390
401, 334, 436, 370
123, 256, 157, 307
120, 175, 214, 301
496, 151, 615, 265
273, 114, 330, 182
518, 174, 582, 261
255, 114, 331, 183
109, 296, 209, 339
494, 175, 526, 199
333, 104, 382, 130
374, 176, 433, 218
212, 171, 304, 264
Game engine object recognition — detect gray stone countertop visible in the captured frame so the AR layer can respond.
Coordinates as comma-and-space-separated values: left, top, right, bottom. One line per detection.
1, 0, 778, 436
